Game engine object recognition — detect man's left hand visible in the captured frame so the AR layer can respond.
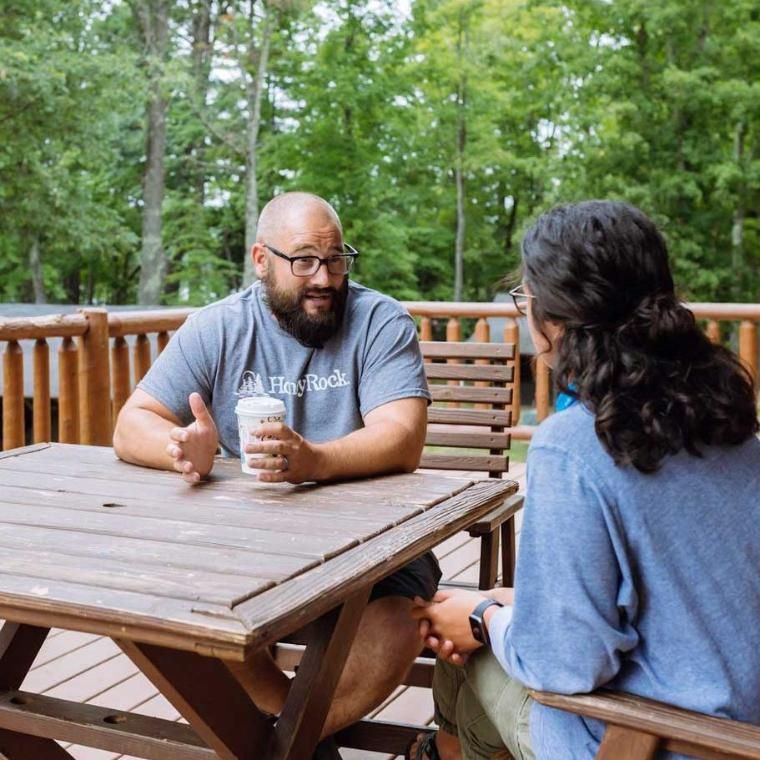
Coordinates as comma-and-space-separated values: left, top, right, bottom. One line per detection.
244, 421, 323, 483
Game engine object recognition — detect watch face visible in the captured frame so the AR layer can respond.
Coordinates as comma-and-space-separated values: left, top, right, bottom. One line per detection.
469, 613, 485, 643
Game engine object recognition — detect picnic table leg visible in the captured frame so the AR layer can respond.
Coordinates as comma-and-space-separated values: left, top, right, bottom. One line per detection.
0, 623, 74, 757
117, 639, 274, 760
0, 622, 50, 688
270, 586, 371, 760
0, 728, 73, 758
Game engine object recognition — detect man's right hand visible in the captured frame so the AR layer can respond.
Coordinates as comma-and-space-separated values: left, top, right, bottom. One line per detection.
166, 392, 218, 484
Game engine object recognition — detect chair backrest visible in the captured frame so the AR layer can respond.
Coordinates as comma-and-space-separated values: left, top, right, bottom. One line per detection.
420, 341, 514, 478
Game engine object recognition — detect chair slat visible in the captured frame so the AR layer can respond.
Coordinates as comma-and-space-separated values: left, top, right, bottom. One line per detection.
425, 431, 510, 449
430, 386, 512, 404
424, 363, 512, 382
419, 454, 508, 472
427, 407, 511, 427
421, 341, 515, 360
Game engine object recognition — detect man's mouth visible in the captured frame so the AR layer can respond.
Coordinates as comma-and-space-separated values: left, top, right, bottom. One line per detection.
303, 291, 333, 305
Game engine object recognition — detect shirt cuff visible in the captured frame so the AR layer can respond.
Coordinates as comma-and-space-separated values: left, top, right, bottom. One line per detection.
487, 604, 514, 671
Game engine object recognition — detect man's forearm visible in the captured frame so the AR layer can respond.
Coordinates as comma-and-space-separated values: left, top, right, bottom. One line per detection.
311, 420, 424, 482
113, 408, 176, 471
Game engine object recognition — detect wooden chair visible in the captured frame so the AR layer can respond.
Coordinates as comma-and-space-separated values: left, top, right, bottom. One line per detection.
420, 340, 524, 589
529, 689, 760, 759
275, 341, 525, 755
328, 341, 526, 754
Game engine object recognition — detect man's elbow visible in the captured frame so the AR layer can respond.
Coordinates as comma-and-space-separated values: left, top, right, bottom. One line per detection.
398, 428, 425, 473
112, 405, 145, 463
111, 411, 130, 460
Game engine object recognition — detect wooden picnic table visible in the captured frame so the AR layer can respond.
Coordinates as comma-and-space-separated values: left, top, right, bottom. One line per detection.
0, 443, 516, 760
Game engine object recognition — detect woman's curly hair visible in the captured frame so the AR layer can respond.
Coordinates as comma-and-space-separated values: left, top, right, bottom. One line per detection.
521, 200, 759, 473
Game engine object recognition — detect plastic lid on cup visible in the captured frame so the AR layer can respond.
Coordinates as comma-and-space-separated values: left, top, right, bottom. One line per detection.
235, 395, 286, 416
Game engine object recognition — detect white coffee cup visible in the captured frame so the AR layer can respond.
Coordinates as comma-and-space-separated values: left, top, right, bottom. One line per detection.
234, 395, 286, 476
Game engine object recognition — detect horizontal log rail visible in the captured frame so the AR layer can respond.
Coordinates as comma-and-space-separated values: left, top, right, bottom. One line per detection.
1, 301, 758, 451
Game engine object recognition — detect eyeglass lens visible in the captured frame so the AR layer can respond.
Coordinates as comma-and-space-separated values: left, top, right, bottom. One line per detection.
511, 289, 528, 316
292, 255, 354, 276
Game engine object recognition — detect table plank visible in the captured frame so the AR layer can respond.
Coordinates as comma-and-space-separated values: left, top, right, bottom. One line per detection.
0, 573, 250, 656
0, 485, 403, 538
0, 467, 434, 526
0, 547, 273, 606
0, 503, 358, 561
0, 524, 312, 581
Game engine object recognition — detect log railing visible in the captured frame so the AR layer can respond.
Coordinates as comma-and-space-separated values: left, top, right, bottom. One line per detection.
1, 302, 758, 451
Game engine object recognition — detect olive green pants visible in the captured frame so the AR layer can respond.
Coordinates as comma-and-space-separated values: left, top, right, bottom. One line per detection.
432, 650, 535, 760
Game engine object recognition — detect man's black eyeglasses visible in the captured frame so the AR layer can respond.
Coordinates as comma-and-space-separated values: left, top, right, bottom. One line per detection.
264, 243, 359, 277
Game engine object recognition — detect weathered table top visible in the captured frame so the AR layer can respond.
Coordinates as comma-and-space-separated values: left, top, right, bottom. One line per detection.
0, 443, 516, 662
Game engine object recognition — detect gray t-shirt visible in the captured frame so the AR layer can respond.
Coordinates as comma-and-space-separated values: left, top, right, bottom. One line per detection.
138, 281, 431, 455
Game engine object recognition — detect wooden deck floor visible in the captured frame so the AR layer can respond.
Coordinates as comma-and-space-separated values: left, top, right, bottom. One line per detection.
12, 463, 526, 760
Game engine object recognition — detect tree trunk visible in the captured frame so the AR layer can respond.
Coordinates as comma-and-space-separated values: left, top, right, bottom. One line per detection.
731, 120, 746, 299
453, 12, 467, 302
134, 0, 169, 305
242, 0, 272, 287
454, 134, 465, 302
501, 192, 518, 260
190, 0, 213, 203
29, 235, 47, 304
63, 269, 81, 304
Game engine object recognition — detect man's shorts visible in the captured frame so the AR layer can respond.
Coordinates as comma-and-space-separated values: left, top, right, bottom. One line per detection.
369, 551, 442, 603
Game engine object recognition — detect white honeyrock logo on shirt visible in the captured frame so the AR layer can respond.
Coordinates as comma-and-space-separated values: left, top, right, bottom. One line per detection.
237, 369, 350, 398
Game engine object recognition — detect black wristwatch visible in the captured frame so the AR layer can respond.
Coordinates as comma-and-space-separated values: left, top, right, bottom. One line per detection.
469, 599, 504, 648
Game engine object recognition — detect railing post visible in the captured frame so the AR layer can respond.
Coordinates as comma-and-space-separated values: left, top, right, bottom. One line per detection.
58, 337, 80, 443
474, 319, 490, 408
446, 318, 461, 407
78, 308, 112, 446
133, 334, 152, 383
33, 339, 51, 443
705, 320, 720, 344
419, 317, 432, 341
111, 336, 131, 425
504, 319, 520, 426
738, 320, 757, 383
2, 340, 25, 450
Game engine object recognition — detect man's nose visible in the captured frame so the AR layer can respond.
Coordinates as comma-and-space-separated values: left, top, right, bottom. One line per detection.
309, 260, 331, 287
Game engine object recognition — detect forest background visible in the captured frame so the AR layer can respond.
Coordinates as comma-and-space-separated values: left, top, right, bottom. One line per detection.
1, 0, 758, 308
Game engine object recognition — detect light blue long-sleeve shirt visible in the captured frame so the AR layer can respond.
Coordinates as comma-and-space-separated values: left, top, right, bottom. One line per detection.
489, 403, 760, 759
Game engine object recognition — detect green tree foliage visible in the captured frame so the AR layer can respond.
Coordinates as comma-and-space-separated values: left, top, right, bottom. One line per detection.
547, 0, 760, 300
0, 0, 141, 303
0, 0, 757, 305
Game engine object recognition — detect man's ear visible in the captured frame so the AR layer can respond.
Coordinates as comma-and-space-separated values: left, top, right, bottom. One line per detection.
252, 243, 268, 278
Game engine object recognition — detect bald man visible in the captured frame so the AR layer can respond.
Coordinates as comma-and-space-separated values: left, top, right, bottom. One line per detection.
112, 192, 438, 738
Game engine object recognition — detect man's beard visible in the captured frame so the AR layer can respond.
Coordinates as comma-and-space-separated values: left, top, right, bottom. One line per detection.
262, 273, 348, 348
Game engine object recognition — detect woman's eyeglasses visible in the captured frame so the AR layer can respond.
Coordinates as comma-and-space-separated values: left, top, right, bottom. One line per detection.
509, 285, 535, 317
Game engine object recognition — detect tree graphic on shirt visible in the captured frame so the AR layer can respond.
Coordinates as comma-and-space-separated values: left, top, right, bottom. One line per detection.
237, 371, 266, 396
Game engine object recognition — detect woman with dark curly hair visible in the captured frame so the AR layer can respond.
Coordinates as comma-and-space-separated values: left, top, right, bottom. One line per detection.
408, 201, 760, 760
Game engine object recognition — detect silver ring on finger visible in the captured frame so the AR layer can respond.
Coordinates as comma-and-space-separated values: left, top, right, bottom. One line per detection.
281, 456, 289, 471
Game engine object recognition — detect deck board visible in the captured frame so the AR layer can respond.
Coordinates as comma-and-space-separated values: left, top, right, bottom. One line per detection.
10, 463, 526, 759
